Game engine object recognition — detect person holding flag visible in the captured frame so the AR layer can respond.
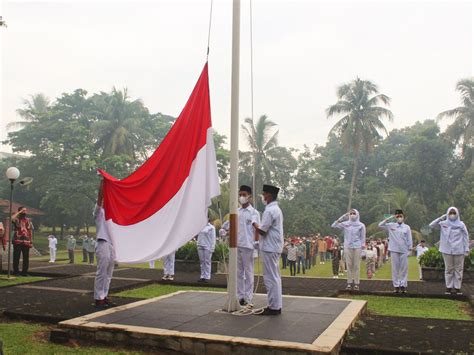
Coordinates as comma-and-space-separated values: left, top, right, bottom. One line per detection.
237, 185, 260, 307
253, 184, 284, 316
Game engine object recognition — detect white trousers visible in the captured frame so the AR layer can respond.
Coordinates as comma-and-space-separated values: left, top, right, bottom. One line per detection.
391, 252, 408, 287
94, 241, 115, 300
237, 247, 255, 302
198, 247, 212, 280
49, 248, 56, 262
262, 251, 282, 310
163, 252, 176, 276
344, 247, 361, 285
442, 253, 464, 289
149, 260, 156, 269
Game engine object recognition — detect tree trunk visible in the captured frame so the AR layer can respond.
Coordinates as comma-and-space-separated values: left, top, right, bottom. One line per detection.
60, 224, 64, 240
52, 225, 56, 234
347, 150, 360, 211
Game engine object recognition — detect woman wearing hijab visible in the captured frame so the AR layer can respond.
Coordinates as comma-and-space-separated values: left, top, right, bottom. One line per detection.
331, 209, 366, 291
429, 207, 469, 295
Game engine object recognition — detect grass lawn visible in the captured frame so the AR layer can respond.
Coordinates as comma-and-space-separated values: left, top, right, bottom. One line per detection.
343, 294, 473, 321
115, 284, 224, 299
0, 320, 144, 354
0, 275, 49, 288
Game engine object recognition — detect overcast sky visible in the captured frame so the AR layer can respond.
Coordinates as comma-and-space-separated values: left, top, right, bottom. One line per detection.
0, 0, 473, 153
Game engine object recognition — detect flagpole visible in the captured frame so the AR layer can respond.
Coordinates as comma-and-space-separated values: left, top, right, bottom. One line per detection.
224, 0, 240, 312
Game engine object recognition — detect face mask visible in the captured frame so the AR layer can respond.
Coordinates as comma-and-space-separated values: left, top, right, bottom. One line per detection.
239, 196, 248, 205
19, 213, 26, 219
350, 215, 357, 222
396, 217, 404, 224
448, 214, 457, 221
261, 196, 267, 206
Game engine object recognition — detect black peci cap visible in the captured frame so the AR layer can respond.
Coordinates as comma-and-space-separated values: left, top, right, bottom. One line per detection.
239, 185, 252, 194
263, 184, 280, 195
394, 209, 404, 215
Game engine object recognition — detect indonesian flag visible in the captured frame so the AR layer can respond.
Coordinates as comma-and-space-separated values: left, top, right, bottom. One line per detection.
97, 63, 220, 263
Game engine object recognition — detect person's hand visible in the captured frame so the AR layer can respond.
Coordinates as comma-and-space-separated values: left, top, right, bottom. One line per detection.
440, 214, 447, 221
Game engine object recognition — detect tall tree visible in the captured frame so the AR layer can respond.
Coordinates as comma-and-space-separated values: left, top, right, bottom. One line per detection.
437, 78, 474, 166
7, 93, 51, 130
326, 78, 393, 211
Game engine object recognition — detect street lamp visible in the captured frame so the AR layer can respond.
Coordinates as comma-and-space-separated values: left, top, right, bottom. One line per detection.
5, 167, 20, 278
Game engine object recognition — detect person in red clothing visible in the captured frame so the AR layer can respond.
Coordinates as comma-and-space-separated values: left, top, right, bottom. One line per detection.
325, 235, 333, 261
12, 206, 34, 276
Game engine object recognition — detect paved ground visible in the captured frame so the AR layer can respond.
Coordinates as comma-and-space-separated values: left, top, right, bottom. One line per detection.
1, 259, 473, 354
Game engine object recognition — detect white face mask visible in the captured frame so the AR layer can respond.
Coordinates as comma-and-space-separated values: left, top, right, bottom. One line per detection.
448, 214, 457, 221
350, 215, 357, 222
239, 196, 248, 205
396, 217, 404, 224
261, 196, 267, 206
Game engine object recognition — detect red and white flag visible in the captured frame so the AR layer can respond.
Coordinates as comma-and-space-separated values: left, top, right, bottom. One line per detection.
97, 64, 220, 263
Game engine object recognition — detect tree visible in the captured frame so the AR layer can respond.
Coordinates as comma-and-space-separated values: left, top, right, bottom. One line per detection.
437, 78, 474, 166
7, 93, 51, 130
326, 78, 393, 211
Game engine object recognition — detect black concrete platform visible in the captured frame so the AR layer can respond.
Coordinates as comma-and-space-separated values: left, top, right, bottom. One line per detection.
59, 291, 366, 354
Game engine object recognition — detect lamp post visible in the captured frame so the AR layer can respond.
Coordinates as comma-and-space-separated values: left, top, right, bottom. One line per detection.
5, 167, 20, 278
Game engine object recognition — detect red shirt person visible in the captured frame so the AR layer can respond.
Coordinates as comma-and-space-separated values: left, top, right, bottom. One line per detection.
12, 206, 34, 276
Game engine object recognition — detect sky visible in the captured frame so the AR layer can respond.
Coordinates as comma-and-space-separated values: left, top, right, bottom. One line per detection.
0, 0, 473, 153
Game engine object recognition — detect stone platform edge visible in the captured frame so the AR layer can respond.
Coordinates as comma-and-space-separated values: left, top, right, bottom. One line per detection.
58, 291, 367, 355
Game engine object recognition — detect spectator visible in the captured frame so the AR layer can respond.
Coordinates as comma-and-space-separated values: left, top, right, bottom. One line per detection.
377, 239, 385, 268
297, 238, 306, 274
311, 237, 318, 266
305, 237, 312, 269
287, 240, 297, 276
87, 236, 96, 264
366, 245, 377, 279
414, 240, 428, 280
48, 234, 57, 263
66, 235, 76, 264
12, 207, 34, 276
338, 245, 346, 275
281, 239, 288, 269
82, 235, 90, 263
325, 235, 333, 261
331, 238, 341, 278
317, 237, 327, 264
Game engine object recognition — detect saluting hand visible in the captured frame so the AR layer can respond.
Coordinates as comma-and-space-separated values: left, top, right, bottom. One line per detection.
439, 214, 447, 221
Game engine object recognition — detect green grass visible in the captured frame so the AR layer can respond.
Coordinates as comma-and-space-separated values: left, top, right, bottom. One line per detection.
343, 295, 473, 321
0, 321, 144, 354
115, 284, 224, 299
0, 275, 49, 288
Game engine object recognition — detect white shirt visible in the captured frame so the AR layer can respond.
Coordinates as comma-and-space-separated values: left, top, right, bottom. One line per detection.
259, 201, 284, 253
48, 236, 57, 249
238, 205, 260, 249
429, 217, 469, 255
94, 204, 112, 243
416, 245, 428, 258
379, 221, 413, 254
197, 223, 216, 252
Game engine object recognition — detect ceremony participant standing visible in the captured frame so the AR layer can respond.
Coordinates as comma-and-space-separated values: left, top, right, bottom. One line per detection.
12, 207, 34, 276
317, 237, 327, 264
66, 235, 76, 264
415, 240, 428, 280
331, 238, 341, 278
332, 209, 366, 290
87, 236, 96, 264
429, 207, 469, 295
297, 239, 306, 274
379, 209, 413, 294
236, 185, 260, 306
197, 219, 216, 282
162, 251, 176, 281
94, 183, 117, 309
287, 240, 297, 276
253, 184, 283, 316
48, 234, 57, 263
82, 235, 90, 263
281, 239, 288, 269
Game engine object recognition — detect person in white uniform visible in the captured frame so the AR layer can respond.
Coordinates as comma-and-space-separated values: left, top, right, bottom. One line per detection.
331, 209, 366, 290
48, 234, 57, 263
197, 219, 216, 282
379, 209, 413, 294
429, 207, 469, 295
162, 251, 176, 281
237, 185, 260, 306
414, 240, 428, 280
93, 183, 117, 309
253, 184, 283, 316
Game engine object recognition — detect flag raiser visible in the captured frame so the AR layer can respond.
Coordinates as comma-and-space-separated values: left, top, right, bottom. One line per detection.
97, 63, 220, 263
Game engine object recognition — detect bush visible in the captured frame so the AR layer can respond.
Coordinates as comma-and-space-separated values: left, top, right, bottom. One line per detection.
175, 241, 228, 262
420, 247, 474, 270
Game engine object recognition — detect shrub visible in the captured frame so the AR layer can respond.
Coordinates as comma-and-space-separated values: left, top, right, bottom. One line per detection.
175, 241, 228, 262
420, 247, 474, 270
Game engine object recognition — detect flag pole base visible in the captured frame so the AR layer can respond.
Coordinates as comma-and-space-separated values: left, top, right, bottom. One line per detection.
222, 296, 240, 313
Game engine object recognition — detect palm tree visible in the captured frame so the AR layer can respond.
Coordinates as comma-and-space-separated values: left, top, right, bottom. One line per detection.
91, 88, 151, 159
241, 115, 279, 209
437, 78, 474, 166
7, 93, 50, 130
327, 78, 393, 211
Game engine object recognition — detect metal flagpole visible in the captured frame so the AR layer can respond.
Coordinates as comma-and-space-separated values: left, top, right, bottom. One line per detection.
224, 0, 241, 312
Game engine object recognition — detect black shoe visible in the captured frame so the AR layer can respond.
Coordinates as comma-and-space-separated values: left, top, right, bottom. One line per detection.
394, 287, 400, 294
94, 300, 110, 309
197, 278, 205, 282
445, 288, 452, 295
453, 288, 462, 295
400, 286, 407, 294
256, 307, 281, 316
12, 271, 20, 276
239, 299, 247, 306
104, 297, 117, 307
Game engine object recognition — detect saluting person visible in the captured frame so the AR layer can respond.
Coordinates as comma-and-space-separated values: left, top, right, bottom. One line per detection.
331, 209, 366, 290
379, 209, 413, 294
237, 185, 260, 306
429, 207, 469, 295
253, 184, 283, 316
197, 219, 216, 282
12, 207, 34, 276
